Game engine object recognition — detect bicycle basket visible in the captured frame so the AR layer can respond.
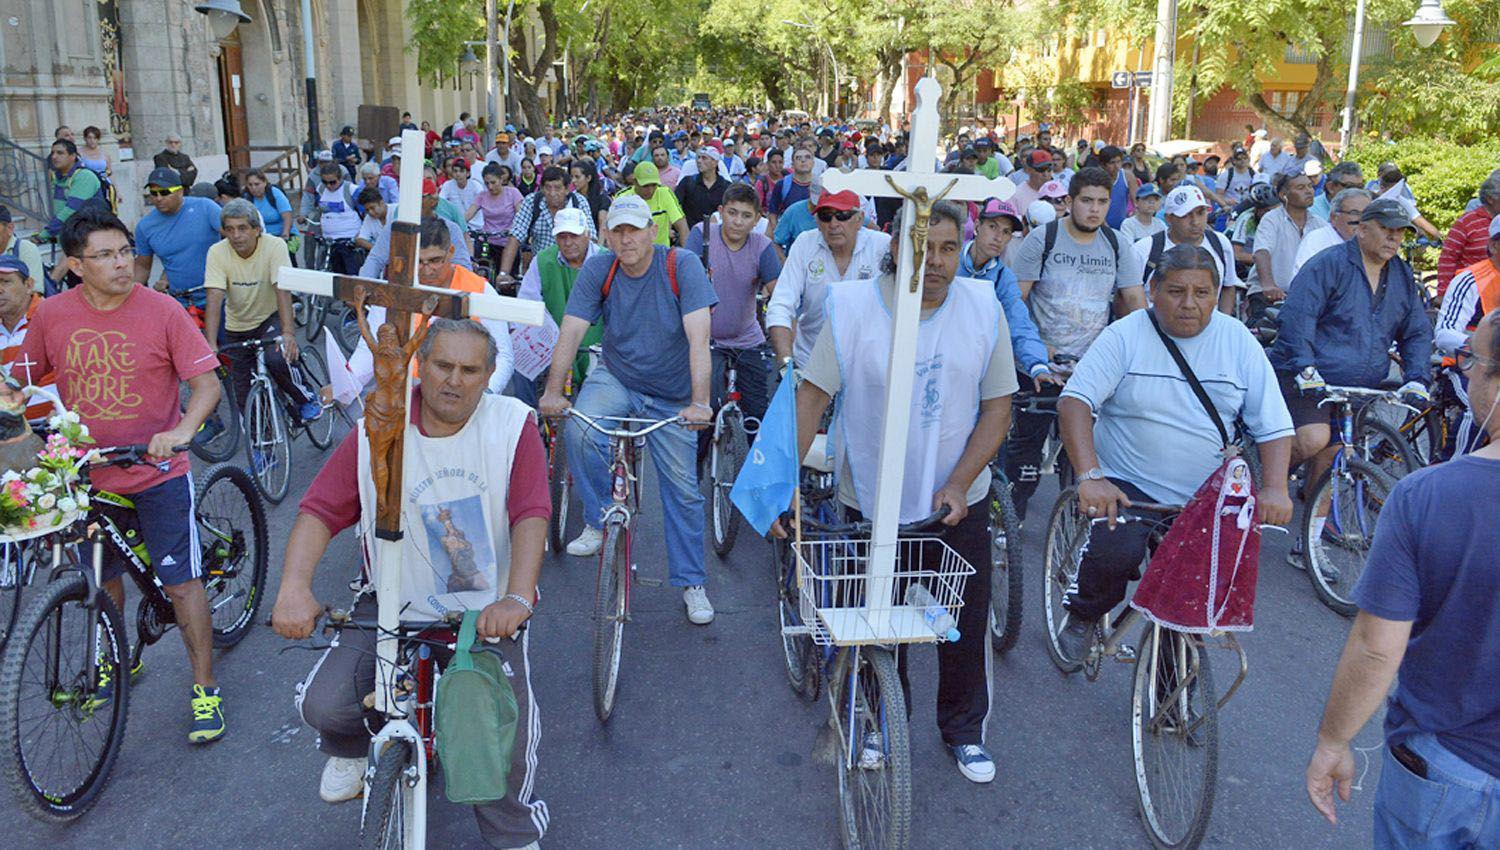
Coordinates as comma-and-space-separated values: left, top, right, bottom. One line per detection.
791, 536, 974, 646
433, 611, 518, 804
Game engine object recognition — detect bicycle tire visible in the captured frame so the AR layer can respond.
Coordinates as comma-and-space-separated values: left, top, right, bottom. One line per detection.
988, 477, 1025, 655
833, 647, 911, 850
291, 294, 308, 328
1132, 623, 1217, 850
295, 343, 344, 451
708, 410, 748, 558
1303, 458, 1393, 617
0, 570, 130, 823
332, 304, 361, 357
775, 536, 819, 701
546, 425, 571, 554
0, 541, 26, 653
244, 383, 292, 504
591, 521, 628, 723
1400, 407, 1445, 468
1353, 413, 1419, 480
359, 739, 416, 850
306, 295, 328, 344
1042, 489, 1088, 674
187, 366, 242, 464
197, 464, 269, 648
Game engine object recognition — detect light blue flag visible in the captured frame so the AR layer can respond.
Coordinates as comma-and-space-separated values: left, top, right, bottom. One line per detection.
730, 364, 800, 536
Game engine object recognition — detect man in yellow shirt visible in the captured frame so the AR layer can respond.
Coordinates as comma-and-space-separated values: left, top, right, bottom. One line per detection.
620, 161, 688, 247
204, 197, 321, 422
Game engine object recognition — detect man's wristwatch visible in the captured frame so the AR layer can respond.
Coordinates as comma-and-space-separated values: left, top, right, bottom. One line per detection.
1082, 467, 1106, 481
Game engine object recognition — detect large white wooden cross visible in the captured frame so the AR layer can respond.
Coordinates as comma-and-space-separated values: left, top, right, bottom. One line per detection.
820, 78, 1015, 639
277, 129, 543, 713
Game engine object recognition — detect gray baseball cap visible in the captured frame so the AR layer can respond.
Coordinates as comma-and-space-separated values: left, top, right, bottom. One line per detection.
1360, 198, 1413, 230
606, 194, 653, 230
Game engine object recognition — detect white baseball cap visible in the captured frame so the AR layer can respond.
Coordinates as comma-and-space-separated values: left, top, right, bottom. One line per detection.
553, 206, 590, 236
1164, 184, 1208, 217
606, 194, 654, 230
387, 136, 403, 147
1025, 199, 1057, 228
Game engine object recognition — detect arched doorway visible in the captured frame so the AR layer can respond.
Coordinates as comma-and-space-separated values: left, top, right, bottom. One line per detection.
216, 33, 250, 169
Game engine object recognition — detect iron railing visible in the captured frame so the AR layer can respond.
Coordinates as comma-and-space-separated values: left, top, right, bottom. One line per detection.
0, 135, 51, 228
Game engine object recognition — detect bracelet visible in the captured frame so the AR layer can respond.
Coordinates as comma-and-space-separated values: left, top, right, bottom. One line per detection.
502, 592, 535, 615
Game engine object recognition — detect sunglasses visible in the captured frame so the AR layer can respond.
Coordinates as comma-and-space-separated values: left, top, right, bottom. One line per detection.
145, 187, 181, 197
322, 179, 342, 186
816, 209, 858, 223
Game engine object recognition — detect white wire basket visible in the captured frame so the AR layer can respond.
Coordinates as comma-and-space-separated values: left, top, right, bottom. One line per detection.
790, 536, 975, 646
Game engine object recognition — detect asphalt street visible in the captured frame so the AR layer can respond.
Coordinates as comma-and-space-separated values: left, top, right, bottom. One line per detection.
6, 391, 1381, 849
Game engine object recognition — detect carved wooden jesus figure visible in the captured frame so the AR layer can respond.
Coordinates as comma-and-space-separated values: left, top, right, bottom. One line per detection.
354, 285, 440, 518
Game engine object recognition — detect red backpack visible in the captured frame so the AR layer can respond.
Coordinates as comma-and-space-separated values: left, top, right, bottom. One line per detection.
600, 248, 680, 300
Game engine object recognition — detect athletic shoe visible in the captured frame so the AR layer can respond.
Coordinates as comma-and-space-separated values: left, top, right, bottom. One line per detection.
319, 755, 367, 803
188, 684, 226, 744
683, 585, 714, 624
83, 659, 118, 713
1057, 615, 1095, 666
950, 744, 997, 784
298, 400, 323, 422
566, 526, 604, 557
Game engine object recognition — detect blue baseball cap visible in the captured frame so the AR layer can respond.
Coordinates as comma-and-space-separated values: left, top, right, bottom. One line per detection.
0, 255, 29, 278
1135, 183, 1163, 199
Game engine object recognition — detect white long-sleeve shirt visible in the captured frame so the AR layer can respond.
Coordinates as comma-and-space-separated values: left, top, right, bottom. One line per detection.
764, 226, 890, 366
1435, 266, 1484, 353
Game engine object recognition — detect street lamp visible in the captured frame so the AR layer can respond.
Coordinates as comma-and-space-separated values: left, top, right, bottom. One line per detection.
1340, 0, 1454, 153
194, 0, 251, 41
1403, 0, 1456, 48
460, 46, 481, 75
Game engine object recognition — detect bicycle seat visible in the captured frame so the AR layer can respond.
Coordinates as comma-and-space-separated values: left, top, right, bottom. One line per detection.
803, 433, 833, 472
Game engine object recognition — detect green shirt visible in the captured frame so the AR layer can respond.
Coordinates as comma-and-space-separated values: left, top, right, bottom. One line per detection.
536, 244, 604, 382
975, 158, 1001, 180
47, 166, 102, 236
434, 197, 467, 230
618, 186, 684, 246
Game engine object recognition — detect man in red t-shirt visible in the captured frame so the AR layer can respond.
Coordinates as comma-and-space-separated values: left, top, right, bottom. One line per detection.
1436, 174, 1500, 297
19, 208, 227, 742
271, 320, 551, 845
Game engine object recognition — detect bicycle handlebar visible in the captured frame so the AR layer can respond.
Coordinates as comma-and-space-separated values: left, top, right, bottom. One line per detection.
89, 444, 190, 470
791, 505, 953, 537
563, 409, 685, 439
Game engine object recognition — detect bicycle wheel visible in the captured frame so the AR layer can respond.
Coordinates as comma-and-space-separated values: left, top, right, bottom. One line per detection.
832, 647, 911, 850
988, 477, 1024, 655
546, 424, 571, 554
359, 739, 417, 850
306, 294, 328, 344
1042, 489, 1089, 674
187, 366, 242, 464
1399, 407, 1445, 467
1304, 458, 1392, 617
243, 383, 292, 504
0, 542, 27, 652
0, 570, 130, 823
775, 536, 819, 701
1132, 623, 1217, 850
333, 304, 362, 357
708, 409, 748, 558
592, 520, 628, 723
197, 464, 269, 648
291, 294, 308, 328
1353, 414, 1419, 480
295, 343, 345, 450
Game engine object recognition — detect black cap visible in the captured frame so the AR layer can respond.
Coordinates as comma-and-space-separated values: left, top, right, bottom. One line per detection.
0, 205, 10, 223
340, 125, 354, 136
146, 166, 183, 188
973, 137, 993, 148
1360, 198, 1414, 230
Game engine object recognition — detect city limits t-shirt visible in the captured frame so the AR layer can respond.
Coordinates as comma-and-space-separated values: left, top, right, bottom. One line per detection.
1354, 455, 1500, 778
565, 246, 718, 401
19, 285, 218, 493
1013, 221, 1146, 360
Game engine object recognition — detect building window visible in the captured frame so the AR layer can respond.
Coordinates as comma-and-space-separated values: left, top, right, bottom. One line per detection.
1266, 90, 1303, 117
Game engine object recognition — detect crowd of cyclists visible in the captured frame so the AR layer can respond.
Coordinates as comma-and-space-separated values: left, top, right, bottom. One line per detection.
9, 103, 1500, 848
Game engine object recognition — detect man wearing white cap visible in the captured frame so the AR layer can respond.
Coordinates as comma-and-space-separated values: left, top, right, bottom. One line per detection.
512, 207, 606, 404
539, 195, 721, 626
675, 147, 727, 229
1135, 184, 1242, 315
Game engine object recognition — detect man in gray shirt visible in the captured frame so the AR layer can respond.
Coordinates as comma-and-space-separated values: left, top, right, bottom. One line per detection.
1008, 166, 1147, 520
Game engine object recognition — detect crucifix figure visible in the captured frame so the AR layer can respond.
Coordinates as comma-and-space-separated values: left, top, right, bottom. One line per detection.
819, 77, 1016, 633
276, 128, 543, 712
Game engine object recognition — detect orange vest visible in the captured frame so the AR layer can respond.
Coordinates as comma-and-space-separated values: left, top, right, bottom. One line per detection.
406, 265, 490, 378
1, 295, 59, 421
1465, 258, 1500, 316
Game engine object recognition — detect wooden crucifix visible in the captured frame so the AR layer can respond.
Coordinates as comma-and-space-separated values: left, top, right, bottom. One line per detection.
819, 78, 1016, 637
276, 128, 543, 712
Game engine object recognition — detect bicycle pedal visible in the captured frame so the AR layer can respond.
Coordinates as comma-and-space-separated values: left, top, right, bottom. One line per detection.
1115, 644, 1137, 663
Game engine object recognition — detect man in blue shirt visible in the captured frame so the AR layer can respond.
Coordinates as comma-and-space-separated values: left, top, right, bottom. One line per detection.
1306, 309, 1500, 848
1268, 199, 1432, 558
539, 195, 720, 625
959, 198, 1052, 388
331, 126, 362, 179
132, 166, 222, 309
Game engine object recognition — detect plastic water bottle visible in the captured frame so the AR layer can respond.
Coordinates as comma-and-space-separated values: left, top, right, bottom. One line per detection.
904, 584, 960, 642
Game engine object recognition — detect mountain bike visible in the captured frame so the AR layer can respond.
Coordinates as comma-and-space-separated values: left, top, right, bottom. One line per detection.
1040, 494, 1251, 850
0, 446, 266, 822
564, 409, 682, 723
701, 344, 759, 558
1380, 353, 1472, 465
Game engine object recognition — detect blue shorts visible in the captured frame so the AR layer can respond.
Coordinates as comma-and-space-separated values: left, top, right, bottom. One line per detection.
97, 474, 200, 587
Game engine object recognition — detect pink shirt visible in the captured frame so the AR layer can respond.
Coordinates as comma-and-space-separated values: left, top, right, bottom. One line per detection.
475, 185, 525, 240
20, 285, 218, 494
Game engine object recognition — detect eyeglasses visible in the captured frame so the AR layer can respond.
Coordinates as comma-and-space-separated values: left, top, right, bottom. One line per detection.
1455, 345, 1497, 374
816, 209, 858, 223
145, 187, 181, 197
80, 248, 134, 263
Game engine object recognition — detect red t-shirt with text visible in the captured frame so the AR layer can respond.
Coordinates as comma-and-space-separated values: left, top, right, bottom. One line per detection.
19, 285, 218, 494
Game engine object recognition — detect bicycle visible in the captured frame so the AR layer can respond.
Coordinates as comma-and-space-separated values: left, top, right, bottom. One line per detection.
783, 507, 973, 850
563, 409, 683, 723
539, 370, 581, 554
1301, 385, 1400, 616
469, 230, 514, 293
223, 336, 352, 504
701, 344, 760, 559
1040, 494, 1250, 850
0, 445, 266, 822
986, 463, 1024, 655
173, 303, 242, 465
299, 236, 366, 346
774, 435, 840, 702
1383, 354, 1471, 466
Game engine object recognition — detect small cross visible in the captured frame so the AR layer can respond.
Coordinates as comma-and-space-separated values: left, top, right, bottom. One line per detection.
12, 353, 39, 388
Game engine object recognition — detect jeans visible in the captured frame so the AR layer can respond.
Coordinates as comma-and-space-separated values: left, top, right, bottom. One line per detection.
1068, 479, 1164, 623
1004, 376, 1063, 523
566, 363, 707, 588
219, 315, 316, 412
1375, 732, 1500, 849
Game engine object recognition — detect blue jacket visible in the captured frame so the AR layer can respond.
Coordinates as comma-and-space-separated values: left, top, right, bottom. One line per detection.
959, 241, 1049, 376
1268, 237, 1432, 387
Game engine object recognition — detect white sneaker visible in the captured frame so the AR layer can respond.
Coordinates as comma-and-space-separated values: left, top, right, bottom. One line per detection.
319, 754, 367, 803
566, 526, 604, 557
683, 585, 715, 624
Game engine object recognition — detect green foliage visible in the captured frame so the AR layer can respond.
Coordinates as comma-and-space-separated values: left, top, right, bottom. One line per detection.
1357, 0, 1500, 144
405, 0, 484, 84
1345, 136, 1500, 231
